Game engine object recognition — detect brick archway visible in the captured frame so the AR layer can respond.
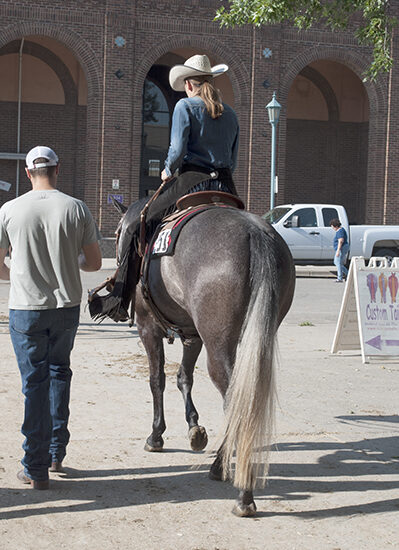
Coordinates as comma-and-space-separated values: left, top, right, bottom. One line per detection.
0, 22, 101, 96
279, 46, 387, 223
299, 66, 339, 122
0, 22, 103, 214
130, 34, 251, 202
0, 40, 77, 105
280, 46, 386, 108
132, 34, 250, 107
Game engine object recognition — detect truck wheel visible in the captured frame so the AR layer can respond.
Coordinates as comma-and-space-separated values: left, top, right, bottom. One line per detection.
373, 248, 397, 263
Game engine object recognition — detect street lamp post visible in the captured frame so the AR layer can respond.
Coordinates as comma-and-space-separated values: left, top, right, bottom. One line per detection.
266, 91, 282, 210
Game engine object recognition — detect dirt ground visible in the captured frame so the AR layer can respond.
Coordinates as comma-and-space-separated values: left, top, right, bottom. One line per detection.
0, 269, 398, 550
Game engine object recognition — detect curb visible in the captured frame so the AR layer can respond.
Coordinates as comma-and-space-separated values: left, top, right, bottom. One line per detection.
295, 265, 336, 278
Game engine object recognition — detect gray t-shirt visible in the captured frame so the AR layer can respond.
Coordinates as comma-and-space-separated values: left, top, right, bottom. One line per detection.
0, 189, 99, 310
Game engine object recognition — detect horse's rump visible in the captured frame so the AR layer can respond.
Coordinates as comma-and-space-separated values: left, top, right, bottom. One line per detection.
148, 207, 293, 329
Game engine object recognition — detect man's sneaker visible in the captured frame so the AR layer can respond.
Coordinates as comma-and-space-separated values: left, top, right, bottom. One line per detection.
17, 470, 49, 490
335, 279, 343, 283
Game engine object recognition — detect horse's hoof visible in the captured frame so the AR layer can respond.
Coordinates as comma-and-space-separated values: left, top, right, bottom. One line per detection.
144, 436, 164, 452
144, 442, 163, 452
231, 501, 257, 517
188, 426, 208, 451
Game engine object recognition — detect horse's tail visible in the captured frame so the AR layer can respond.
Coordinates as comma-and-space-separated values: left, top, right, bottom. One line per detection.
222, 223, 279, 490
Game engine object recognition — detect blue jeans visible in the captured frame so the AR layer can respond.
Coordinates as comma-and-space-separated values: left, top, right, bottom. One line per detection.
9, 306, 80, 481
333, 243, 349, 281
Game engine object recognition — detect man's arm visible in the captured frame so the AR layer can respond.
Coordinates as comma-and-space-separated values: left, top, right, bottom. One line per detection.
79, 241, 102, 272
0, 247, 10, 280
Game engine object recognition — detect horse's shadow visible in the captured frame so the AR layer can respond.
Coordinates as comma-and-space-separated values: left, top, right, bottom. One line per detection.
1, 415, 398, 520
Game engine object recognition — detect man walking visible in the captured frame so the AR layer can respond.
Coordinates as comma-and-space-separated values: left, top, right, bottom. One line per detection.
0, 146, 102, 489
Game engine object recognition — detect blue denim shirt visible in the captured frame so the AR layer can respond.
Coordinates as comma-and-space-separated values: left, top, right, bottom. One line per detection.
164, 96, 239, 177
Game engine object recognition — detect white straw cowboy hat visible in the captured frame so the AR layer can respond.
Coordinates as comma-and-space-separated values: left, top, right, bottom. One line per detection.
169, 54, 228, 91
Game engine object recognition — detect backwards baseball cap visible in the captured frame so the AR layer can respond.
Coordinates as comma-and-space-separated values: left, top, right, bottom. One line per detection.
26, 146, 59, 170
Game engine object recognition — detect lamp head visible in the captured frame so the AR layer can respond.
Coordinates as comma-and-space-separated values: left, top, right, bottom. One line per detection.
266, 91, 282, 124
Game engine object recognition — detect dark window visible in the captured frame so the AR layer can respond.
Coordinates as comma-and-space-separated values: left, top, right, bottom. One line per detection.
140, 78, 172, 197
140, 63, 185, 197
322, 208, 339, 227
286, 207, 317, 227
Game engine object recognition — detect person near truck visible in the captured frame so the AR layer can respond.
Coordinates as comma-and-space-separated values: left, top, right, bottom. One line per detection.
0, 146, 102, 489
330, 218, 349, 282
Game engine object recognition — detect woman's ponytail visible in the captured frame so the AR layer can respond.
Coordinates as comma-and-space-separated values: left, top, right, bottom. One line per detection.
189, 76, 224, 119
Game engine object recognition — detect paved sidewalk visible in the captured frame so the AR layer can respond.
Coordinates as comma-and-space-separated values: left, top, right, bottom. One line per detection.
0, 270, 398, 549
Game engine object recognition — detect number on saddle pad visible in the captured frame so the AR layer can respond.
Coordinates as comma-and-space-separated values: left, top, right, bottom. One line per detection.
153, 229, 172, 255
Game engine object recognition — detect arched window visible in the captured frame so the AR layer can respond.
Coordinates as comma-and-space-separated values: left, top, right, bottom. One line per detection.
140, 78, 171, 196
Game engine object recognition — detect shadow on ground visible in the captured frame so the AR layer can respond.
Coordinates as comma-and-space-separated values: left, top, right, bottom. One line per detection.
1, 416, 398, 521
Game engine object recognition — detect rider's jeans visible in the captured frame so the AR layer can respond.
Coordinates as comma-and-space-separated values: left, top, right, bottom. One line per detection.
333, 243, 349, 281
9, 306, 80, 481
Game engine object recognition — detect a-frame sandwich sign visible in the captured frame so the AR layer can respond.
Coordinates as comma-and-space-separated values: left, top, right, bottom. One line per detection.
331, 256, 399, 363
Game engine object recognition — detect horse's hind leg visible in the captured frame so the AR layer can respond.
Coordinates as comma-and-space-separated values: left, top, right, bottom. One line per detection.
206, 349, 256, 517
209, 445, 224, 480
233, 489, 256, 517
210, 445, 256, 517
177, 338, 208, 451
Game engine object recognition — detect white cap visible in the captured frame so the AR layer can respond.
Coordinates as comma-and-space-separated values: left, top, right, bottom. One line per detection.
26, 146, 59, 170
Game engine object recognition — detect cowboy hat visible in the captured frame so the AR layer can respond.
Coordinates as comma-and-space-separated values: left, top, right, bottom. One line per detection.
169, 54, 228, 91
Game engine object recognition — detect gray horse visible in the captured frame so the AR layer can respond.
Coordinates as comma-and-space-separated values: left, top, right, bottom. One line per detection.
94, 200, 295, 516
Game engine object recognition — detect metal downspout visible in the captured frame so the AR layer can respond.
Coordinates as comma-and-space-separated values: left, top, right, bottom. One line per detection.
16, 37, 24, 198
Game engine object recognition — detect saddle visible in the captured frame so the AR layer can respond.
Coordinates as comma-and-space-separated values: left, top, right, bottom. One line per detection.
177, 190, 244, 211
88, 187, 244, 335
148, 191, 245, 258
140, 192, 244, 342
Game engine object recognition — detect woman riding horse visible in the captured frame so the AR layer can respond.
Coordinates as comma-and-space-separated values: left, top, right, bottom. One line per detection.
161, 54, 239, 196
89, 56, 296, 516
89, 55, 241, 324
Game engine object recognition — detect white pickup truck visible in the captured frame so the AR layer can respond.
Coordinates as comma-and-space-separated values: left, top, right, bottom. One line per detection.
263, 203, 399, 264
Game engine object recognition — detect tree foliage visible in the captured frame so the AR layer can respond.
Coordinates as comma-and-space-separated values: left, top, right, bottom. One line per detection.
215, 0, 396, 80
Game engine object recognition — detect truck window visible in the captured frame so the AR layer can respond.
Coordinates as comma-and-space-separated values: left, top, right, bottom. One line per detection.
263, 207, 292, 223
322, 208, 339, 227
286, 208, 317, 227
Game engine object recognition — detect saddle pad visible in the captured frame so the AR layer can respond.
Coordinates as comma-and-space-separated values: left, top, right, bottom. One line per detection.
151, 204, 230, 257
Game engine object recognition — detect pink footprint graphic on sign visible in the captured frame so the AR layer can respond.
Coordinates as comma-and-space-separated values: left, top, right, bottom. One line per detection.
379, 273, 387, 303
388, 273, 398, 303
367, 273, 377, 302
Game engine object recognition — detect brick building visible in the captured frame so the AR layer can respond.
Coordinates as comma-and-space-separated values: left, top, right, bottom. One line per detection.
0, 0, 397, 244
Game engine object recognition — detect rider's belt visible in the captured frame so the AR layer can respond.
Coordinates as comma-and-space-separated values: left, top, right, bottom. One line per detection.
180, 163, 231, 180
180, 163, 237, 196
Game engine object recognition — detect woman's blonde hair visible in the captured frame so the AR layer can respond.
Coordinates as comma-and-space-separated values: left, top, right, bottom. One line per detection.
187, 76, 224, 119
